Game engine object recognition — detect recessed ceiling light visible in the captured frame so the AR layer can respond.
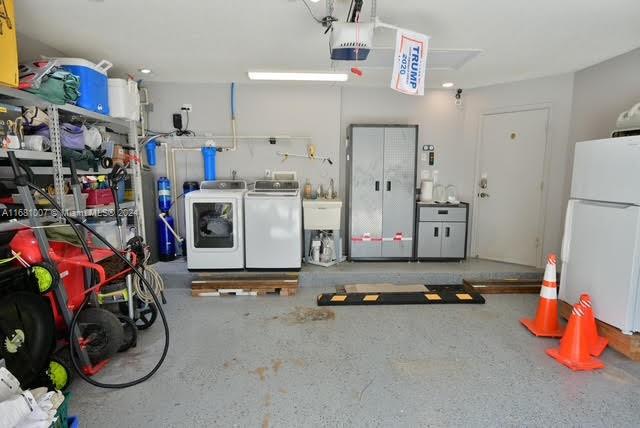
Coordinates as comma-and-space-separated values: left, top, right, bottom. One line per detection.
248, 71, 348, 82
139, 68, 152, 74
442, 82, 455, 88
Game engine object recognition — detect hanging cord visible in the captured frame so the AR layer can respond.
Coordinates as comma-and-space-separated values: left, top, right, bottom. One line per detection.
300, 0, 337, 28
22, 183, 170, 389
133, 251, 165, 304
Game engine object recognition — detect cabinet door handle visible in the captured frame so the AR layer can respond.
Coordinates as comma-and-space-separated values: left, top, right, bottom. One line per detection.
386, 181, 391, 191
434, 227, 439, 237
375, 181, 380, 191
445, 227, 450, 238
438, 210, 449, 214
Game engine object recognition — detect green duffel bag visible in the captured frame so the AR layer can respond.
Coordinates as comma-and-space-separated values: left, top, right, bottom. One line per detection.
26, 69, 80, 105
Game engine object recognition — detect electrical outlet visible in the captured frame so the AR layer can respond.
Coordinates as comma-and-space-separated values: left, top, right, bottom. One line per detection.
181, 104, 193, 112
265, 169, 272, 178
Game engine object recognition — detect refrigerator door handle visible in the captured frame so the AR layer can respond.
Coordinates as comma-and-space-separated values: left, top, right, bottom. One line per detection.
434, 227, 439, 237
375, 181, 380, 191
581, 200, 634, 209
386, 181, 391, 191
561, 200, 575, 263
445, 226, 450, 238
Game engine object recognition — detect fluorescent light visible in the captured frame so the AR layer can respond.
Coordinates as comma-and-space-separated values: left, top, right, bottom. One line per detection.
139, 68, 152, 74
310, 0, 321, 2
442, 82, 455, 88
248, 71, 348, 82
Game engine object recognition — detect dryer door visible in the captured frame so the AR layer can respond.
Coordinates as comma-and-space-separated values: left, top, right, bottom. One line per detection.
192, 200, 238, 250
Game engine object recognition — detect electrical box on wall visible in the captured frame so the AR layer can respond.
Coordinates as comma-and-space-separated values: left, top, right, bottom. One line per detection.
422, 145, 436, 166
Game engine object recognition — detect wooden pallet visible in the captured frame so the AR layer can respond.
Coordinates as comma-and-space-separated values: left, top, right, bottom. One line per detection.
559, 299, 640, 361
463, 279, 541, 294
191, 273, 298, 297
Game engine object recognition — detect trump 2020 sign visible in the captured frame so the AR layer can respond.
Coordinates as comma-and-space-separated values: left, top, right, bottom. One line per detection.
390, 29, 430, 96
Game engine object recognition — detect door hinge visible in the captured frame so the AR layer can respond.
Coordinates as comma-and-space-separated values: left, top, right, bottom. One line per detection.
535, 237, 540, 248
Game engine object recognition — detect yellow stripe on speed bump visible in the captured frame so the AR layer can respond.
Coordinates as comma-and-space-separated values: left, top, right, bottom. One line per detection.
456, 293, 473, 300
363, 294, 379, 302
331, 295, 347, 302
425, 293, 442, 301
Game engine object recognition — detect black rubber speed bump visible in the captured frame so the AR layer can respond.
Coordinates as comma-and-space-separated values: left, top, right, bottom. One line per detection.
317, 284, 485, 306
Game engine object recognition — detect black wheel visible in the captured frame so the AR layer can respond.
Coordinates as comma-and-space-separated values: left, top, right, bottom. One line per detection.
116, 314, 137, 352
77, 308, 124, 364
0, 292, 55, 387
135, 302, 158, 331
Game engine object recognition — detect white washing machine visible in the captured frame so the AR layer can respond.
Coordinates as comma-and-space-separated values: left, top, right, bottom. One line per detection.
185, 180, 247, 269
244, 180, 302, 269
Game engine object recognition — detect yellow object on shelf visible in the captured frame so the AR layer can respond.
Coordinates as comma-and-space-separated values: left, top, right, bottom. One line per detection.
0, 0, 18, 88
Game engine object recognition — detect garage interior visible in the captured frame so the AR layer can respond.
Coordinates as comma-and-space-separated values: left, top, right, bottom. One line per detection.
0, 1, 639, 427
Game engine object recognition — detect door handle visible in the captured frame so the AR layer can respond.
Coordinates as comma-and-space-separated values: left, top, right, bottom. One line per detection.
375, 181, 380, 191
386, 181, 391, 191
434, 227, 439, 237
477, 192, 490, 198
445, 227, 450, 238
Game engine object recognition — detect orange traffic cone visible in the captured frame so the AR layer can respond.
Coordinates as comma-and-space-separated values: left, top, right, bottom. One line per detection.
520, 253, 564, 337
578, 294, 608, 356
546, 304, 605, 371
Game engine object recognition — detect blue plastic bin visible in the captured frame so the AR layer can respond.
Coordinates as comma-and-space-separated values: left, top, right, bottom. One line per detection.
67, 416, 79, 428
56, 58, 112, 114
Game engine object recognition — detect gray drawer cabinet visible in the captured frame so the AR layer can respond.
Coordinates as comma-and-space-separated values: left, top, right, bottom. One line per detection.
416, 203, 468, 260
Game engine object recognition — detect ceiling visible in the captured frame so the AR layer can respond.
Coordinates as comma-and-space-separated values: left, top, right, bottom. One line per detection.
14, 0, 640, 89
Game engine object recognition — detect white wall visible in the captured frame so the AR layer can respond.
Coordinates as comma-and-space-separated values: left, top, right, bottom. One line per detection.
462, 74, 575, 265
569, 48, 640, 143
144, 82, 341, 234
145, 78, 574, 264
17, 32, 66, 59
145, 82, 341, 184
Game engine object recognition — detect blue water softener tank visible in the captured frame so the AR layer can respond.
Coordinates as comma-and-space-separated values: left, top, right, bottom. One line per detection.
157, 176, 171, 213
201, 147, 217, 181
157, 215, 176, 262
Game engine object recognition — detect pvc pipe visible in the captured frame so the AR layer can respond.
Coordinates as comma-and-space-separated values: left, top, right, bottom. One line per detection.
158, 212, 183, 242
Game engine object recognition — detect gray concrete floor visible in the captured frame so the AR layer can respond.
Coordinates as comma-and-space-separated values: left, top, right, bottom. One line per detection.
157, 258, 543, 288
70, 288, 640, 427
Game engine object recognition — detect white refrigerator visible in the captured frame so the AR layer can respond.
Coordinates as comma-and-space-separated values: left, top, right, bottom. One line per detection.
560, 135, 640, 334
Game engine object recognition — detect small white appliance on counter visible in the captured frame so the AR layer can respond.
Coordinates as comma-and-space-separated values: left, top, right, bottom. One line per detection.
185, 180, 247, 270
560, 136, 640, 334
244, 180, 302, 269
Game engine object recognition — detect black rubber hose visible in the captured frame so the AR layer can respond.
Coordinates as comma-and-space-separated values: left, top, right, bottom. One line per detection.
24, 183, 169, 389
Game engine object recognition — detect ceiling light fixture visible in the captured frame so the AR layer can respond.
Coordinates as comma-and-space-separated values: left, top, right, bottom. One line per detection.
248, 71, 348, 82
139, 68, 152, 74
442, 82, 455, 88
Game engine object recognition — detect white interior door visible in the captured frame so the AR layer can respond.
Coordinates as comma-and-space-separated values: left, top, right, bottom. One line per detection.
474, 108, 549, 266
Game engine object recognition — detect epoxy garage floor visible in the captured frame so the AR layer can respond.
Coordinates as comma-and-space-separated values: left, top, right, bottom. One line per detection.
71, 288, 640, 427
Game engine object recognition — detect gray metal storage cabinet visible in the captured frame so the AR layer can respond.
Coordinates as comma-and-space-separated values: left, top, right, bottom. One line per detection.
347, 125, 417, 260
416, 202, 469, 260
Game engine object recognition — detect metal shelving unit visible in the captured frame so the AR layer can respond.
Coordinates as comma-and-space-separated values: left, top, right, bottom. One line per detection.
0, 85, 145, 239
